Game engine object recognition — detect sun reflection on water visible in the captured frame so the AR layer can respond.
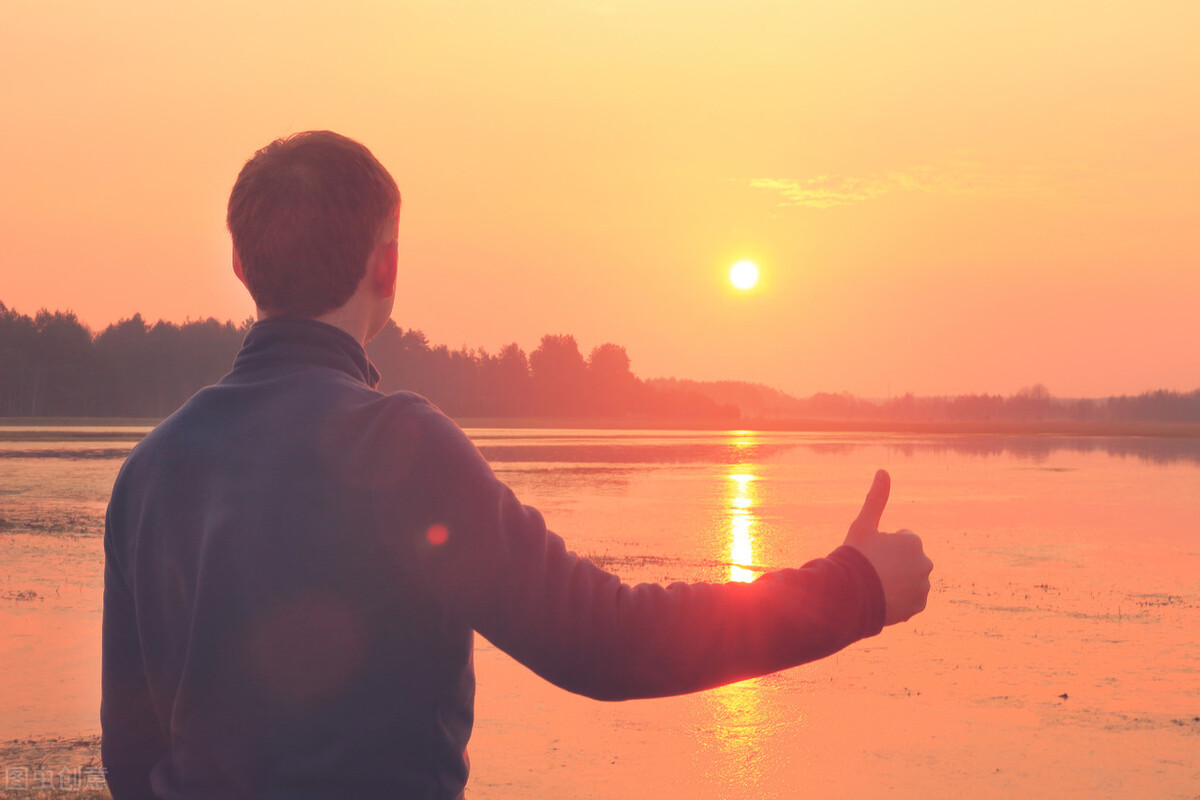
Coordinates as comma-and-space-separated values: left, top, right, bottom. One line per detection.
705, 676, 770, 788
708, 446, 775, 786
728, 472, 757, 583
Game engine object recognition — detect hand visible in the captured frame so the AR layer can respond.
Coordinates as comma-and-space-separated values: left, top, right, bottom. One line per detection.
842, 469, 933, 626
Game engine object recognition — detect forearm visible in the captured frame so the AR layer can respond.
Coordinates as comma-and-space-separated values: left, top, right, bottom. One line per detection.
583, 545, 885, 699
428, 483, 884, 700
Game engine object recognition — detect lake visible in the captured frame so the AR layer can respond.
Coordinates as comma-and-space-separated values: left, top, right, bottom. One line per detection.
1, 425, 1198, 798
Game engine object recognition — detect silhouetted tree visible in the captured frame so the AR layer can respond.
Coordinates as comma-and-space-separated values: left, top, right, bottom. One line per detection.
91, 315, 246, 416
483, 343, 532, 416
368, 322, 437, 398
586, 343, 639, 416
28, 310, 94, 415
529, 334, 588, 416
0, 302, 40, 415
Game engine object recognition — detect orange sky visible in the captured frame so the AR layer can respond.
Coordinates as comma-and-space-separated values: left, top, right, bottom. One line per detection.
2, 1, 1197, 398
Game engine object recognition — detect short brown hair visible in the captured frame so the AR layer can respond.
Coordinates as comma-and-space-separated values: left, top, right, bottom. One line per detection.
227, 131, 401, 318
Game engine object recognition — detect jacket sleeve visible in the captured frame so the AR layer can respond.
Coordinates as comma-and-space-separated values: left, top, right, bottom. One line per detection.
384, 402, 887, 701
101, 500, 168, 799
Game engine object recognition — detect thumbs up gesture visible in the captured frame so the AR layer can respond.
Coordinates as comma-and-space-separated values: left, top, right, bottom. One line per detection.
843, 470, 933, 626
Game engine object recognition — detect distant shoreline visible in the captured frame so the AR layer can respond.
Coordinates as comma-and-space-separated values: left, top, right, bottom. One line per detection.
6, 416, 1199, 438
0, 417, 162, 427
456, 417, 1200, 438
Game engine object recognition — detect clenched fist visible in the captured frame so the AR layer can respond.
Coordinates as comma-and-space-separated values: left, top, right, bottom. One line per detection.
843, 469, 933, 626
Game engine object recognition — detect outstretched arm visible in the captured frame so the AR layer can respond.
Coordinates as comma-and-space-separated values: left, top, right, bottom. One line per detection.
388, 404, 931, 700
446, 488, 884, 700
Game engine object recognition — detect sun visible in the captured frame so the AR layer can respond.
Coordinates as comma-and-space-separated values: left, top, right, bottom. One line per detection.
729, 260, 759, 290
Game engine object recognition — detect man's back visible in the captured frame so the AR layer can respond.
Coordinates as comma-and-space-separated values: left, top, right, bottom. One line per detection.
102, 318, 888, 799
104, 318, 482, 798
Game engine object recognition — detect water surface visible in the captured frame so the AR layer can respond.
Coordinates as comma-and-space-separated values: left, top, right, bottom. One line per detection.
1, 427, 1197, 798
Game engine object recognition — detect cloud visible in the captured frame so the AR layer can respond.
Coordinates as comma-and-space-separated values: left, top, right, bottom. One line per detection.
751, 162, 1062, 209
749, 175, 893, 208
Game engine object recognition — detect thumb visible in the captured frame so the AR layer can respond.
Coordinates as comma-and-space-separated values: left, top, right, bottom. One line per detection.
853, 469, 890, 532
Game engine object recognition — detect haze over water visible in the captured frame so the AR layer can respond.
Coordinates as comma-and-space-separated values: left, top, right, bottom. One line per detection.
2, 426, 1197, 798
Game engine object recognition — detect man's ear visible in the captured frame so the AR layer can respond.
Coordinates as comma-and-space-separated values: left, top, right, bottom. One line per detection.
374, 239, 398, 299
232, 249, 247, 287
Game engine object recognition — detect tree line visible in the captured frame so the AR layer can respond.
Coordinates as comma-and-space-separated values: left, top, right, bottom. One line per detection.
652, 378, 1200, 424
0, 303, 736, 419
2, 302, 1197, 423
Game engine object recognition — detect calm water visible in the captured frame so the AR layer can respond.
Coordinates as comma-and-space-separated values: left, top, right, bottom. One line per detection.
1, 426, 1198, 798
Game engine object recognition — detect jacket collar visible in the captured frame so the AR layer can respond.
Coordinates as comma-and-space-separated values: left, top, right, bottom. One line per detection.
232, 318, 382, 388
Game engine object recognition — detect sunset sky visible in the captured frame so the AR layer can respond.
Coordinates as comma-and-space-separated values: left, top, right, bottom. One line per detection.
2, 0, 1196, 398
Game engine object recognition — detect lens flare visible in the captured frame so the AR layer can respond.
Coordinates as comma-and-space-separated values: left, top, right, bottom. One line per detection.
425, 524, 449, 546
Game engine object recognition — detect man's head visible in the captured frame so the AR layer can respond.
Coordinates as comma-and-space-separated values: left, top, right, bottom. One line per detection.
227, 131, 401, 324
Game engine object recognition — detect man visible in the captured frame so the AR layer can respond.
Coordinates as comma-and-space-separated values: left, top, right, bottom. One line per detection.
102, 130, 933, 799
